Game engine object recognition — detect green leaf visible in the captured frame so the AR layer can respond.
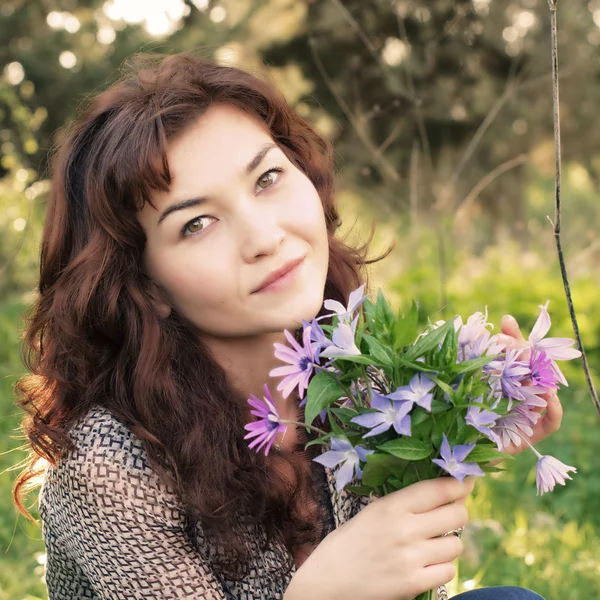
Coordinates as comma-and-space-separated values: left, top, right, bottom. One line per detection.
305, 372, 346, 426
363, 334, 394, 367
385, 476, 404, 491
394, 300, 419, 350
376, 289, 396, 330
466, 445, 515, 463
304, 434, 333, 449
331, 354, 377, 366
480, 465, 509, 474
396, 357, 439, 373
432, 377, 456, 400
430, 399, 452, 414
327, 407, 346, 437
361, 453, 409, 487
401, 464, 421, 487
405, 319, 454, 361
346, 485, 375, 496
453, 354, 497, 375
330, 406, 359, 426
454, 414, 470, 444
363, 298, 377, 331
439, 322, 458, 367
431, 410, 454, 449
378, 437, 433, 460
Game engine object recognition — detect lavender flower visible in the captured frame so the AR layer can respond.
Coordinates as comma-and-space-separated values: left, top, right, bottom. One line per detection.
320, 315, 361, 358
270, 326, 318, 399
243, 384, 286, 456
323, 284, 368, 325
387, 373, 436, 412
303, 318, 328, 361
351, 392, 412, 438
466, 397, 501, 445
530, 349, 559, 390
535, 455, 577, 495
491, 403, 541, 451
456, 310, 491, 345
486, 348, 532, 409
432, 434, 485, 483
528, 301, 582, 385
313, 437, 374, 492
454, 311, 504, 362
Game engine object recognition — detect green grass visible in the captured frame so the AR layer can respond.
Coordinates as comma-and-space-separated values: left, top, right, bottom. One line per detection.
0, 298, 46, 600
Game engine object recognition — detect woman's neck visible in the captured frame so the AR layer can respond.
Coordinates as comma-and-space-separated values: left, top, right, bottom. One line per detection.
201, 330, 299, 413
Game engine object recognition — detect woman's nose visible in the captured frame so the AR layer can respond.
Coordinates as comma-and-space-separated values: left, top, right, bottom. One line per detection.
237, 211, 286, 263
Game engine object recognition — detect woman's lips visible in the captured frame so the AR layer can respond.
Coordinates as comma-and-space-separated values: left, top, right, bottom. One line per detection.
253, 257, 305, 293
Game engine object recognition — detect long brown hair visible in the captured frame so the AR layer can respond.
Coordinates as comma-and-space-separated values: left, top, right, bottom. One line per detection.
13, 52, 389, 578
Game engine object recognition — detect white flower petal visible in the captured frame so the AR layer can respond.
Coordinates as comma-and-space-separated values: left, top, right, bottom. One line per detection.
529, 301, 551, 345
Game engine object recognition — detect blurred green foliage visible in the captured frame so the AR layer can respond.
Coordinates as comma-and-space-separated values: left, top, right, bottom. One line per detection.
1, 0, 599, 598
0, 299, 46, 600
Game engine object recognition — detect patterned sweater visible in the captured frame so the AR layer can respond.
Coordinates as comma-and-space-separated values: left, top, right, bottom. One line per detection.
38, 405, 372, 599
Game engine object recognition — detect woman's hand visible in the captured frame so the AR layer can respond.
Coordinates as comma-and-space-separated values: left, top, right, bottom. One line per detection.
284, 477, 476, 600
495, 314, 563, 456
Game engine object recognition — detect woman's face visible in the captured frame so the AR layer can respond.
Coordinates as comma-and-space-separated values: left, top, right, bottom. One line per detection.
138, 103, 330, 339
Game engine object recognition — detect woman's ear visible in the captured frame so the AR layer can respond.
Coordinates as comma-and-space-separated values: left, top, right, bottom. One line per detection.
147, 281, 172, 319
156, 302, 172, 319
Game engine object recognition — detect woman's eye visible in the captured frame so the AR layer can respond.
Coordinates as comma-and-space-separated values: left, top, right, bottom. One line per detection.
182, 216, 212, 236
256, 167, 283, 191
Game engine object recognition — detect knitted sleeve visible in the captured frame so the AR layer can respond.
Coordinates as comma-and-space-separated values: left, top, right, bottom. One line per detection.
39, 406, 228, 600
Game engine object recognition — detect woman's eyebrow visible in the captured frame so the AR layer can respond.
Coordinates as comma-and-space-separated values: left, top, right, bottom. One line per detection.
157, 142, 278, 226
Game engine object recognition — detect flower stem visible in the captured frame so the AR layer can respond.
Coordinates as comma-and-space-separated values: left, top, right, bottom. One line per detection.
494, 425, 542, 459
280, 419, 329, 437
314, 365, 360, 409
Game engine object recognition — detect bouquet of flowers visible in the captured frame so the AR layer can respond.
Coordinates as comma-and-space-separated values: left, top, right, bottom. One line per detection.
243, 285, 580, 599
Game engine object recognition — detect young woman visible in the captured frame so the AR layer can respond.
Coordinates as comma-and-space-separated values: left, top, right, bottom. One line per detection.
13, 52, 556, 599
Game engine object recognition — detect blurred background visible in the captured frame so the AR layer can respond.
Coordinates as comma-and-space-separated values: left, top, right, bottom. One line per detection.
1, 0, 599, 598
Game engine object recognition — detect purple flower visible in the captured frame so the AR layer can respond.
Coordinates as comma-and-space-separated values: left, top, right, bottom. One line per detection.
323, 284, 368, 325
320, 315, 361, 358
350, 392, 412, 438
491, 403, 541, 451
530, 349, 559, 390
528, 301, 582, 385
270, 326, 318, 399
303, 318, 328, 361
243, 384, 287, 456
486, 348, 531, 409
432, 434, 485, 483
387, 373, 436, 412
466, 397, 501, 444
455, 311, 491, 345
313, 437, 374, 492
535, 455, 577, 495
454, 311, 504, 362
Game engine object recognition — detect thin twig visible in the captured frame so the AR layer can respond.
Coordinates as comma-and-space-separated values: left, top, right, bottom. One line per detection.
330, 0, 414, 103
438, 60, 521, 213
453, 154, 529, 227
308, 37, 401, 183
395, 11, 433, 180
409, 138, 420, 226
547, 0, 600, 416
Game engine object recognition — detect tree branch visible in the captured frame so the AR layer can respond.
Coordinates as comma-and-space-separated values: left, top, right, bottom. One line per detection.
452, 154, 528, 228
308, 37, 401, 183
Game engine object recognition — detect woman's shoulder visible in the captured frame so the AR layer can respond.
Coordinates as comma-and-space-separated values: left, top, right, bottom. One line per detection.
39, 404, 184, 526
59, 404, 149, 472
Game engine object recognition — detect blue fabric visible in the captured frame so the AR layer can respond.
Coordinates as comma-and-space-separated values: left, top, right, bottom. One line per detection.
453, 586, 545, 600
